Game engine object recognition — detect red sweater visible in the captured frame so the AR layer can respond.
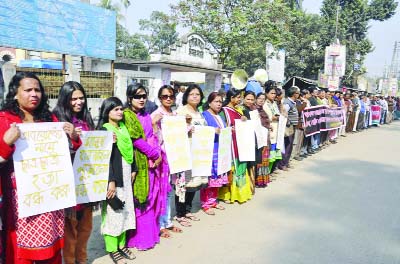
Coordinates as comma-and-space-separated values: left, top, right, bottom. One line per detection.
0, 111, 81, 204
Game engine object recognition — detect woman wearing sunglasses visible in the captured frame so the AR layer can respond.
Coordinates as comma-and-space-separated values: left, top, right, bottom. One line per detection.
151, 85, 183, 237
123, 84, 164, 250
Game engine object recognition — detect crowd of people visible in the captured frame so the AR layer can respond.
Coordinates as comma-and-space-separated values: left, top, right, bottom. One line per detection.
0, 72, 398, 264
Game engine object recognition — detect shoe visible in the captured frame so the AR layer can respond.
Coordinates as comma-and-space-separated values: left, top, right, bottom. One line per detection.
294, 156, 303, 161
300, 154, 307, 158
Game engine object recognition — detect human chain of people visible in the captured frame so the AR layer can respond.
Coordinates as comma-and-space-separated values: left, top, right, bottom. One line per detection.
0, 72, 399, 264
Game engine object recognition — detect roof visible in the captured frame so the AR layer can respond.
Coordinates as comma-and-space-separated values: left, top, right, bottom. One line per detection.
282, 76, 318, 90
115, 58, 233, 74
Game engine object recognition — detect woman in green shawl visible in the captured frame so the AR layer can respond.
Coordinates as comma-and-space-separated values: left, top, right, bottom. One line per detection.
97, 97, 137, 263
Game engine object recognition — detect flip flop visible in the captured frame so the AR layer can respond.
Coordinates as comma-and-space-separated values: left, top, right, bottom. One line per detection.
214, 204, 225, 210
174, 216, 192, 227
185, 213, 200, 221
167, 225, 183, 233
203, 208, 216, 215
160, 228, 171, 238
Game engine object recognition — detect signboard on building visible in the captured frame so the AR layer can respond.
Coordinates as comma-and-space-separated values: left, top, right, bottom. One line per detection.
0, 0, 116, 60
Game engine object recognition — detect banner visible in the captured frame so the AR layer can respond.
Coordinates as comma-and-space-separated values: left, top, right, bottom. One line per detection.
161, 116, 192, 174
13, 122, 76, 218
302, 106, 344, 137
371, 105, 381, 125
235, 119, 255, 161
324, 107, 344, 130
217, 127, 232, 175
249, 110, 269, 149
0, 0, 116, 60
73, 131, 113, 204
191, 126, 215, 177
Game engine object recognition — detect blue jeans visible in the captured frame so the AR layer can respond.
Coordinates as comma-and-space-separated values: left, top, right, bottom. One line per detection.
159, 190, 173, 229
311, 133, 320, 150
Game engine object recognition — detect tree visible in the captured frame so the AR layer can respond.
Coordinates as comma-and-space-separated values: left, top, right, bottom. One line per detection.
283, 12, 326, 79
138, 11, 178, 53
116, 24, 149, 60
172, 0, 294, 74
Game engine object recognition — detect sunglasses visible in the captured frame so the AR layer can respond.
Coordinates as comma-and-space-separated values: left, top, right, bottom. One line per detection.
132, 94, 147, 100
160, 95, 175, 100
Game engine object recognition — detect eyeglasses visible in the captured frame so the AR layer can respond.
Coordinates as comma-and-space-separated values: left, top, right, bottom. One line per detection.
160, 95, 175, 100
132, 94, 147, 100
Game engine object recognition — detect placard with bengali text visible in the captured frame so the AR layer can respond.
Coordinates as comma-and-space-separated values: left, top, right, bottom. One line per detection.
73, 131, 113, 204
191, 126, 215, 177
161, 116, 192, 174
13, 122, 76, 218
235, 119, 255, 161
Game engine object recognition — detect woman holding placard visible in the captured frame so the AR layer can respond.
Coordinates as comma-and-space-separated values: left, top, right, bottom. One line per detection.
200, 92, 228, 215
97, 97, 137, 263
263, 85, 282, 177
124, 83, 164, 250
53, 81, 95, 264
218, 89, 253, 204
175, 84, 208, 225
0, 72, 80, 264
151, 85, 183, 236
254, 92, 271, 187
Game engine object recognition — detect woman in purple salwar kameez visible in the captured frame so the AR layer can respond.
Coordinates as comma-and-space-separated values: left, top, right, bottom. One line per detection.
124, 84, 166, 250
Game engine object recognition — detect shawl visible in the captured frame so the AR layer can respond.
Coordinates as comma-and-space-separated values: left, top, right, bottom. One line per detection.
222, 106, 246, 187
123, 109, 149, 208
103, 122, 133, 164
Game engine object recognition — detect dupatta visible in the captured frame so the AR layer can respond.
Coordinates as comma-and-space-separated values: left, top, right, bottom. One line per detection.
123, 109, 149, 209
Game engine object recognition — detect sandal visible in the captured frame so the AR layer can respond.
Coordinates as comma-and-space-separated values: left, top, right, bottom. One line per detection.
203, 208, 215, 215
110, 251, 127, 264
214, 204, 225, 210
185, 213, 200, 221
160, 228, 171, 238
118, 247, 136, 260
167, 225, 183, 233
174, 216, 192, 227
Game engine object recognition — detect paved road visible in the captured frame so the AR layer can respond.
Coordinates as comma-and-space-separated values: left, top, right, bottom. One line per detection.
89, 122, 400, 264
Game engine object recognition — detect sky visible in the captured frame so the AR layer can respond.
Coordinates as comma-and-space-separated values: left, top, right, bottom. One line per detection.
115, 0, 400, 78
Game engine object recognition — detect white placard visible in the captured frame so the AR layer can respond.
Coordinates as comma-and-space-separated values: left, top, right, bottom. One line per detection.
249, 110, 269, 149
13, 122, 76, 218
235, 119, 255, 161
217, 127, 232, 175
191, 126, 215, 177
276, 115, 287, 150
73, 131, 113, 204
161, 116, 192, 174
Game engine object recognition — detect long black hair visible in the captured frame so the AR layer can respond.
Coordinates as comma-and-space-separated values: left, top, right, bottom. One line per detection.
125, 83, 147, 113
53, 81, 94, 129
96, 97, 124, 130
222, 88, 242, 107
2, 72, 52, 121
182, 84, 204, 106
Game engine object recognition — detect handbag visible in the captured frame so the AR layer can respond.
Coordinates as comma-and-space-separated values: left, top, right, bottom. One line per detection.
106, 195, 125, 211
284, 124, 294, 137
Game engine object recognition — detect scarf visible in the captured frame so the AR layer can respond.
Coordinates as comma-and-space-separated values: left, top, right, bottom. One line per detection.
123, 109, 149, 209
103, 122, 133, 164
